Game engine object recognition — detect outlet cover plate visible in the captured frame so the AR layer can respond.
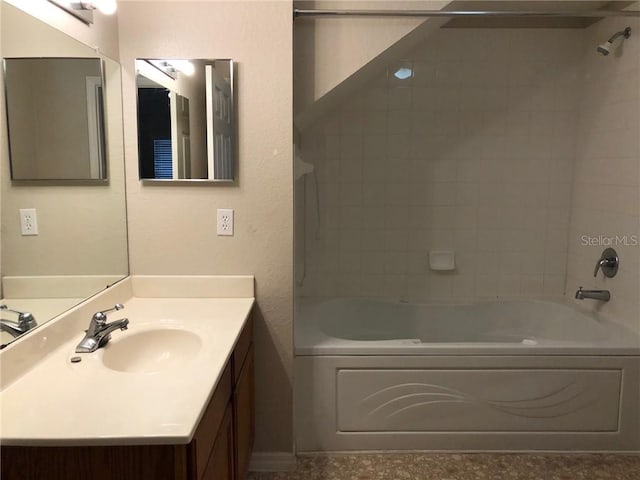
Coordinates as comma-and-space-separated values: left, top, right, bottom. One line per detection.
19, 208, 38, 236
217, 208, 234, 236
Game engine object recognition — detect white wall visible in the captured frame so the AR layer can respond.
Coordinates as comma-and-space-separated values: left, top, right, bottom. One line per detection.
566, 16, 640, 333
298, 28, 583, 301
118, 1, 294, 454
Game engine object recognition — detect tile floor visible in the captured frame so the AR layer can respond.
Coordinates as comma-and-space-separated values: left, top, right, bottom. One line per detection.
248, 453, 640, 480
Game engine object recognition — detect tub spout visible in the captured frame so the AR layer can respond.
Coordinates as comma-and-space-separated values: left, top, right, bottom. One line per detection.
575, 286, 610, 302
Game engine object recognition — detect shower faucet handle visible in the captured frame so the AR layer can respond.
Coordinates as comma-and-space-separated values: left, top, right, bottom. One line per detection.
593, 248, 619, 278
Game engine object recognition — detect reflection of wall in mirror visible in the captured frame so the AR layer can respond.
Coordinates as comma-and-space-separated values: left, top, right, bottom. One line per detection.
170, 61, 207, 178
2, 0, 120, 61
183, 61, 207, 179
171, 92, 191, 178
6, 58, 101, 180
0, 3, 128, 278
206, 63, 233, 180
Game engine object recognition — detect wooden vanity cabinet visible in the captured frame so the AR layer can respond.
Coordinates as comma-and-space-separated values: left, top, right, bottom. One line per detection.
0, 316, 254, 480
233, 345, 255, 480
196, 316, 254, 480
201, 403, 235, 480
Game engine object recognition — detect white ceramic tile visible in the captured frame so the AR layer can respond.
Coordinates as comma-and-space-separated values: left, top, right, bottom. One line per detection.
499, 274, 522, 296
520, 275, 545, 295
388, 87, 412, 111
361, 229, 386, 252
363, 111, 387, 134
407, 253, 428, 274
451, 274, 476, 297
339, 111, 364, 135
384, 229, 410, 252
384, 252, 409, 275
296, 27, 631, 309
361, 252, 386, 274
360, 274, 387, 297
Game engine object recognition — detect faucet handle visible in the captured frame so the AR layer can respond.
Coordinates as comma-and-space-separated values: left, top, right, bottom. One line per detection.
103, 303, 125, 314
593, 248, 619, 278
92, 304, 125, 323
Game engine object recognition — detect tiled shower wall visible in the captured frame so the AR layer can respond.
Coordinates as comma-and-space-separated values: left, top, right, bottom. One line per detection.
297, 28, 584, 300
566, 17, 640, 333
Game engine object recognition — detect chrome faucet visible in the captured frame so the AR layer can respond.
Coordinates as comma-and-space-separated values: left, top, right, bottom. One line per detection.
0, 305, 37, 338
575, 286, 611, 302
75, 304, 129, 353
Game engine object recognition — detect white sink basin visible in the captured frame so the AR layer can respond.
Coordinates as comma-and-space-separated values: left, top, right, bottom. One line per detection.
102, 329, 202, 373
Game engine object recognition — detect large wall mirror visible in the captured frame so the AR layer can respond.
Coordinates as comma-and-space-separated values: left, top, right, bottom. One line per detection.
135, 58, 235, 182
4, 57, 107, 181
0, 3, 129, 348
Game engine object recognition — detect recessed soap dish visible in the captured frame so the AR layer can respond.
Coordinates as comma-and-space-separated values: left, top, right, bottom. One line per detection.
429, 250, 455, 271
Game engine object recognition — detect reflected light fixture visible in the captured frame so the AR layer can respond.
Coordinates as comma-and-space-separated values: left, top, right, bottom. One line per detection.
79, 0, 117, 15
170, 60, 196, 77
47, 0, 117, 24
146, 59, 196, 80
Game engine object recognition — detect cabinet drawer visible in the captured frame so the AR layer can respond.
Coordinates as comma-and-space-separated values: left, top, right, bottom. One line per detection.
191, 363, 232, 479
232, 315, 253, 384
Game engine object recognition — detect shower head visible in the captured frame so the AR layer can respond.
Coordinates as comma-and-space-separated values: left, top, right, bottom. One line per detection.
597, 42, 613, 55
597, 27, 631, 56
596, 42, 612, 55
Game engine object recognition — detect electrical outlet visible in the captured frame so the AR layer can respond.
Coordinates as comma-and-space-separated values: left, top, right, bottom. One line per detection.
19, 208, 38, 236
217, 208, 234, 236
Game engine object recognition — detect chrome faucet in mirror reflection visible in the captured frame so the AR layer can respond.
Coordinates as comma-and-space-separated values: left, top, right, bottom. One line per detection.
76, 303, 129, 353
0, 304, 37, 338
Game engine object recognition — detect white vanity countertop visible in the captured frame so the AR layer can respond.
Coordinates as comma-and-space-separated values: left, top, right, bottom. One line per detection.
0, 276, 254, 446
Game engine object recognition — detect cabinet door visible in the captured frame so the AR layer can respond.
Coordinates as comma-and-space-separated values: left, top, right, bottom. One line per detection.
202, 404, 234, 480
233, 346, 255, 480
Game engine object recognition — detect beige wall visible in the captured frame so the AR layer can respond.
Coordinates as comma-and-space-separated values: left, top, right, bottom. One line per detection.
1, 2, 128, 278
118, 1, 294, 454
566, 16, 640, 334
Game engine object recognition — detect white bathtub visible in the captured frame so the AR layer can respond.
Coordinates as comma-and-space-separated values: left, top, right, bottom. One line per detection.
294, 298, 640, 452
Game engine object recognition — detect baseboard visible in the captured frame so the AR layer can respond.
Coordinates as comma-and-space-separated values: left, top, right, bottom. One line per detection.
249, 451, 297, 472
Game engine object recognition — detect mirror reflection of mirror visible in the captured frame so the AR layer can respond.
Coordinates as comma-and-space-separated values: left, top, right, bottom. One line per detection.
4, 57, 108, 181
136, 58, 235, 182
0, 2, 129, 348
